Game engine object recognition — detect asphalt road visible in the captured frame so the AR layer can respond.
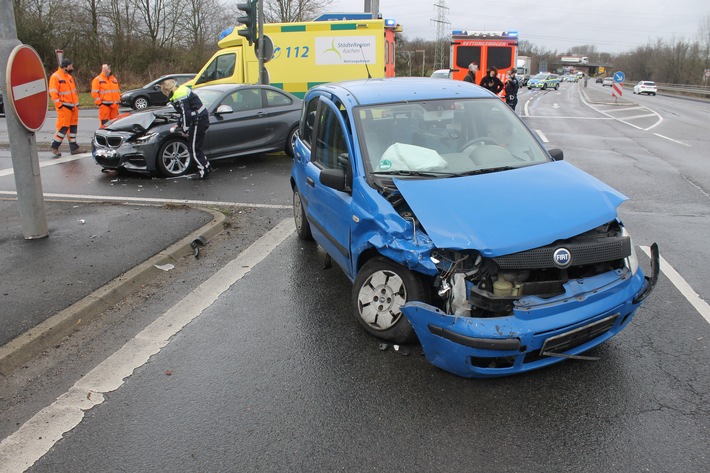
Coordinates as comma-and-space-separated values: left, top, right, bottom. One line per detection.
1, 82, 709, 471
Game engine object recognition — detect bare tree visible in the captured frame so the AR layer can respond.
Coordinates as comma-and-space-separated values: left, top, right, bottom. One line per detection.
262, 0, 334, 23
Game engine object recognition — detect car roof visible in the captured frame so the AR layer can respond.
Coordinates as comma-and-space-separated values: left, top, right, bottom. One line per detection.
192, 83, 301, 99
308, 78, 494, 107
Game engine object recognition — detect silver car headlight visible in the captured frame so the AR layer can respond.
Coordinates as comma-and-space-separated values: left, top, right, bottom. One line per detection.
135, 132, 159, 144
622, 227, 639, 275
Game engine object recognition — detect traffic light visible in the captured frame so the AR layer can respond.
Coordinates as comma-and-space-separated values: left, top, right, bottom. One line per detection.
237, 0, 257, 46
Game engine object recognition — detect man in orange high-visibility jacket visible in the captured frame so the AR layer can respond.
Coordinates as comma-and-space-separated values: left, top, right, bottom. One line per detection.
48, 59, 82, 157
91, 64, 121, 126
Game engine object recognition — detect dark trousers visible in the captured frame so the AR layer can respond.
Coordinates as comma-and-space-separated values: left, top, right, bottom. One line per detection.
188, 123, 209, 174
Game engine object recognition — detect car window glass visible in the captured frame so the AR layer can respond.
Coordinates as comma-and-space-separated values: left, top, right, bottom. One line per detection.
197, 53, 236, 84
455, 46, 481, 69
265, 90, 292, 107
300, 98, 318, 148
314, 105, 348, 171
233, 89, 262, 112
356, 98, 550, 176
174, 76, 191, 86
488, 46, 512, 70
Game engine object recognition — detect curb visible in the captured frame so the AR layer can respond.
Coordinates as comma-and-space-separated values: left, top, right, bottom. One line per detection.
0, 207, 226, 376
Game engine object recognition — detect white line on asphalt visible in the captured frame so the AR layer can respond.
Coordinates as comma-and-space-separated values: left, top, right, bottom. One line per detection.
0, 218, 296, 472
653, 133, 692, 147
0, 191, 292, 210
535, 130, 549, 142
616, 113, 660, 121
641, 246, 710, 325
579, 89, 664, 132
0, 154, 90, 177
521, 116, 613, 120
602, 106, 645, 113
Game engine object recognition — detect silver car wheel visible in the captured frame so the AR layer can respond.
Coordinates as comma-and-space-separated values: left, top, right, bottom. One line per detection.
133, 97, 149, 109
159, 141, 191, 177
357, 269, 407, 330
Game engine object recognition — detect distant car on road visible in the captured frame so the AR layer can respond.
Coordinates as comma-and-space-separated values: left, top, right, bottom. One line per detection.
430, 69, 451, 79
602, 77, 614, 87
120, 73, 196, 110
633, 81, 657, 96
94, 84, 302, 177
595, 77, 603, 84
527, 73, 560, 90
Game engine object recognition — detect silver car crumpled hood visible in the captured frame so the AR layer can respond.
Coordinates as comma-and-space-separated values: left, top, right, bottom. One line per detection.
394, 161, 628, 257
104, 107, 176, 133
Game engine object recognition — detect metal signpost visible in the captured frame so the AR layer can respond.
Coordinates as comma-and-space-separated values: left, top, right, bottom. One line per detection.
1, 2, 48, 239
612, 70, 625, 101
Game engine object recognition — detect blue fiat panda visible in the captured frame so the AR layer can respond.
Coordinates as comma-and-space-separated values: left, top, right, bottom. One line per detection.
290, 78, 658, 378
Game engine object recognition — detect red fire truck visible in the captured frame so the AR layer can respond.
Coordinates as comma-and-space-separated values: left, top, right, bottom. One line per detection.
450, 30, 518, 95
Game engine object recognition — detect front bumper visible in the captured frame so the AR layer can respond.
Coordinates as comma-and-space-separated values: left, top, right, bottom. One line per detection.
92, 132, 160, 174
402, 244, 660, 378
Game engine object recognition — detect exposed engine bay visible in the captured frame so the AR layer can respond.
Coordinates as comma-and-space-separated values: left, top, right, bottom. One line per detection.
384, 185, 632, 318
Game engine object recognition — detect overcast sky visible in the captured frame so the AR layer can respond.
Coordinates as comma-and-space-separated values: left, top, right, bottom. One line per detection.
327, 0, 709, 54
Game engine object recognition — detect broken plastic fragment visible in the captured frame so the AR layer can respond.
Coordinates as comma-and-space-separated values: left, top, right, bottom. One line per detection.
155, 263, 175, 271
78, 219, 85, 224
378, 342, 390, 351
190, 236, 207, 259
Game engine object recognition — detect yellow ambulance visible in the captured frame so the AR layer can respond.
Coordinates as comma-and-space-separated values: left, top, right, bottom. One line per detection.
188, 17, 401, 98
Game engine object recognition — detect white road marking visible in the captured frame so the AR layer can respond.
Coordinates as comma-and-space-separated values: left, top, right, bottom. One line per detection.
579, 89, 665, 132
0, 218, 296, 472
521, 116, 613, 120
641, 246, 710, 325
0, 153, 90, 177
0, 191, 291, 210
535, 130, 548, 142
653, 133, 692, 147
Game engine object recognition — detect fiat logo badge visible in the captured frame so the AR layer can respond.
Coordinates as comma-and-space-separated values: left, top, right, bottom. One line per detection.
553, 248, 572, 268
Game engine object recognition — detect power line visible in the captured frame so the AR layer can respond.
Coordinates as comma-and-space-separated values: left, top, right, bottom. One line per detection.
431, 0, 450, 71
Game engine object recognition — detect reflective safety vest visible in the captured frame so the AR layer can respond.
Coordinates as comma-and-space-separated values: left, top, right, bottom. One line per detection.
91, 73, 121, 106
48, 68, 79, 110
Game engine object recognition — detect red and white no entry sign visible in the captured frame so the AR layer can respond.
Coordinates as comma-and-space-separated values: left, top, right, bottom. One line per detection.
612, 82, 623, 98
6, 45, 48, 132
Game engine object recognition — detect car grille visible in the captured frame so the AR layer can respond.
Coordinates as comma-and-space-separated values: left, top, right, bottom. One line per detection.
95, 134, 123, 148
493, 236, 631, 270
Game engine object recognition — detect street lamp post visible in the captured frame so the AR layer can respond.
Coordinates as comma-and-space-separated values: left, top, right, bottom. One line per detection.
416, 49, 426, 76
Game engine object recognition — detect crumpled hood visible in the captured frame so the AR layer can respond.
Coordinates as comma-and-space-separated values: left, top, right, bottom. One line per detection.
394, 161, 627, 256
105, 107, 175, 132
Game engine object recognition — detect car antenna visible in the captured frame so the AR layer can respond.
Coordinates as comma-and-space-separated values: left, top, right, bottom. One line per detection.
360, 47, 372, 79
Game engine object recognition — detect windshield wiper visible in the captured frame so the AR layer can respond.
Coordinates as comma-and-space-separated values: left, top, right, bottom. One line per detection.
453, 166, 516, 177
370, 170, 457, 177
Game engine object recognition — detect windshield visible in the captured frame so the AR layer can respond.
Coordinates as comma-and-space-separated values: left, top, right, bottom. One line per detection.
531, 74, 547, 80
192, 89, 225, 110
355, 98, 550, 178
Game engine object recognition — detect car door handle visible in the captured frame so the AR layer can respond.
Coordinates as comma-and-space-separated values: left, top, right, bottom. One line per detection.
306, 177, 315, 187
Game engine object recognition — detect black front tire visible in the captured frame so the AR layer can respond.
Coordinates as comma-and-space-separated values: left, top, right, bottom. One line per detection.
285, 126, 298, 158
352, 257, 429, 344
293, 188, 312, 240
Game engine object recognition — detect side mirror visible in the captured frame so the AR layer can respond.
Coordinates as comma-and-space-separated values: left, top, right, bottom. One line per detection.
320, 168, 349, 193
215, 104, 233, 115
548, 148, 564, 161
